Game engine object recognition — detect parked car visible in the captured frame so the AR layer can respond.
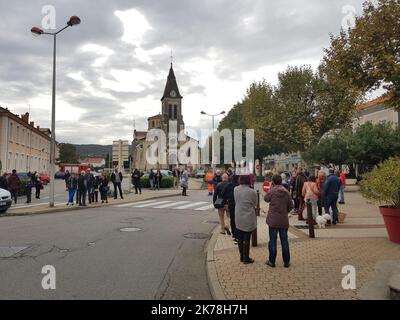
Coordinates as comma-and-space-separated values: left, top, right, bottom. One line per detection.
0, 188, 12, 214
40, 173, 50, 185
195, 169, 206, 179
17, 172, 30, 183
55, 171, 66, 179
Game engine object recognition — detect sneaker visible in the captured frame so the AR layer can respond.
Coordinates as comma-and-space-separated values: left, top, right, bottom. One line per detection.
265, 261, 276, 268
284, 263, 290, 268
66, 203, 69, 206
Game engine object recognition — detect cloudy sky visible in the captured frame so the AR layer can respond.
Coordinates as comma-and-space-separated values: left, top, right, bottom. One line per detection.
0, 0, 364, 145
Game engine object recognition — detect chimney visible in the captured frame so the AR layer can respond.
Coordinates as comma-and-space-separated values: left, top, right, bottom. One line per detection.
37, 126, 40, 130
21, 112, 29, 123
30, 121, 34, 127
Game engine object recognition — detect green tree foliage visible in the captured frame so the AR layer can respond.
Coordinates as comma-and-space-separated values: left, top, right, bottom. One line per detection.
323, 0, 400, 110
302, 122, 400, 170
218, 66, 357, 158
348, 122, 400, 171
360, 158, 400, 208
59, 143, 79, 164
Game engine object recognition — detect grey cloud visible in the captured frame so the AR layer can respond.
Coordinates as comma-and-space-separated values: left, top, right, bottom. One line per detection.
0, 0, 365, 144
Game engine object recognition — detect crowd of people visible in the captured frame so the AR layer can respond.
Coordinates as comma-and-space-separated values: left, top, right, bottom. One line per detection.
0, 170, 44, 205
211, 165, 347, 268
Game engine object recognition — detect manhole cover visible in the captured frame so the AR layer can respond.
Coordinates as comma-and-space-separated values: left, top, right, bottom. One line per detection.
183, 233, 210, 240
120, 227, 142, 232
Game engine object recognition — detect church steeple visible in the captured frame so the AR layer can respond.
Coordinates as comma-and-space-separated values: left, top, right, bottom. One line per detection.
161, 63, 182, 101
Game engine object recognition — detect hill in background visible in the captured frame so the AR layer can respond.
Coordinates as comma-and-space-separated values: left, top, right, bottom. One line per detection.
73, 144, 132, 158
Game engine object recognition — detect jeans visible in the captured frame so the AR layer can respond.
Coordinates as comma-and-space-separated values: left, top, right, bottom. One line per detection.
325, 195, 339, 223
10, 189, 17, 204
150, 179, 154, 190
35, 186, 41, 199
268, 227, 290, 265
339, 186, 345, 203
113, 182, 123, 199
68, 189, 76, 203
134, 184, 142, 194
228, 201, 237, 239
236, 229, 252, 242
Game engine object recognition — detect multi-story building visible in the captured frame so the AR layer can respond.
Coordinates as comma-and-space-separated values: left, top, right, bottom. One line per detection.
355, 96, 399, 127
0, 108, 59, 174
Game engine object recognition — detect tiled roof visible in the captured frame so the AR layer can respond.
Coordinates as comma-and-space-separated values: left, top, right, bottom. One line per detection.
356, 96, 390, 111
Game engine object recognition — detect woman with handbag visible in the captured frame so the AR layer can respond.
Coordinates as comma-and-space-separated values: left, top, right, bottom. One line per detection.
34, 173, 43, 199
181, 170, 189, 196
213, 174, 231, 235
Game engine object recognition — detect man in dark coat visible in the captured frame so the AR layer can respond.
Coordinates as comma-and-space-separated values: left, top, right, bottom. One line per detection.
131, 169, 143, 194
7, 170, 21, 204
294, 168, 307, 221
78, 171, 88, 206
323, 169, 342, 225
111, 169, 124, 199
0, 174, 8, 190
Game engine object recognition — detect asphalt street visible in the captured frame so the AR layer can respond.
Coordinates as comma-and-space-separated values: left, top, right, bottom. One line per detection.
0, 189, 219, 300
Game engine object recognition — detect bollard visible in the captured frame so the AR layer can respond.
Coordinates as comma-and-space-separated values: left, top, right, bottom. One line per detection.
306, 200, 315, 238
252, 190, 260, 247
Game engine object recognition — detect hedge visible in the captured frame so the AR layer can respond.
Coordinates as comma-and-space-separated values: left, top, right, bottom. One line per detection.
140, 176, 174, 188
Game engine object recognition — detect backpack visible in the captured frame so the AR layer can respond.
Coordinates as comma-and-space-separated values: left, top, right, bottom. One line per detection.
305, 183, 314, 200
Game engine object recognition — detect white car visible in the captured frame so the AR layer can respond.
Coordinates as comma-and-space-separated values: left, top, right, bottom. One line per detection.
0, 188, 12, 214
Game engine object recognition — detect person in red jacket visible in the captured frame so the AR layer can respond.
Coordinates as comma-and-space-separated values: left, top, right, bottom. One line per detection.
339, 171, 346, 204
7, 170, 21, 204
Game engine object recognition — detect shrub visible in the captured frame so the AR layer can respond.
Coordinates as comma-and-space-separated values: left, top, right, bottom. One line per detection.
255, 176, 265, 183
360, 158, 400, 208
140, 176, 174, 188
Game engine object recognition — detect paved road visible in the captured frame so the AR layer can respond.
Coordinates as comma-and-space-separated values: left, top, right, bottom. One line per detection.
0, 190, 218, 299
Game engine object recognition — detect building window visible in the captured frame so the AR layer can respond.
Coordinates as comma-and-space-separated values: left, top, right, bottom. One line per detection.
16, 126, 20, 144
15, 153, 18, 170
8, 152, 12, 171
174, 105, 177, 119
168, 104, 172, 118
9, 122, 13, 141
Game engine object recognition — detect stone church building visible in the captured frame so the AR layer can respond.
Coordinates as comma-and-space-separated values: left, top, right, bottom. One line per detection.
131, 64, 199, 172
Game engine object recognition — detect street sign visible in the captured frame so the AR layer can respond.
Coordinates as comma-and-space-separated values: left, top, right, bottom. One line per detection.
263, 182, 271, 193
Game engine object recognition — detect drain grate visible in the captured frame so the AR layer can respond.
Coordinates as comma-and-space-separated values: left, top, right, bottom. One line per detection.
120, 227, 142, 232
184, 233, 210, 240
203, 221, 219, 224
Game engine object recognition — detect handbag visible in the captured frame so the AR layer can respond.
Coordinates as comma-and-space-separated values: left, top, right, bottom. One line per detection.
214, 197, 225, 209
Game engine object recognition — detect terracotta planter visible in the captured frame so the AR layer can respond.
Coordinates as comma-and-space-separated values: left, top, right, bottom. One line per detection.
380, 206, 400, 244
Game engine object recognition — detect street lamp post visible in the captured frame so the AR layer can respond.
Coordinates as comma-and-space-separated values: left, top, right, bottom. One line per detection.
200, 110, 226, 173
31, 16, 81, 207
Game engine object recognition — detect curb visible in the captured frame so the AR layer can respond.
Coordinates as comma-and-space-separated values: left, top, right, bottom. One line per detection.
1, 192, 181, 218
206, 225, 227, 300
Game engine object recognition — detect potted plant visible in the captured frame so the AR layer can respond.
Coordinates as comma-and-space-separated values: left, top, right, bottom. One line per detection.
360, 158, 400, 244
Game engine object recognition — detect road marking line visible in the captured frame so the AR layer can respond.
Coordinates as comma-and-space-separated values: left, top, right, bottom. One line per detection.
132, 200, 172, 208
9, 203, 64, 210
174, 202, 208, 210
195, 204, 215, 211
153, 201, 190, 209
115, 200, 156, 208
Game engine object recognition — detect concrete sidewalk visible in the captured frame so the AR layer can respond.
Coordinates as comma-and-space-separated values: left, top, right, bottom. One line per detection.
207, 190, 400, 300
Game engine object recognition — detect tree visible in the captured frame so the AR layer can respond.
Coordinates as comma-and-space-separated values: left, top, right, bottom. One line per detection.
273, 65, 357, 152
348, 122, 400, 172
323, 0, 400, 110
301, 122, 400, 173
59, 143, 79, 164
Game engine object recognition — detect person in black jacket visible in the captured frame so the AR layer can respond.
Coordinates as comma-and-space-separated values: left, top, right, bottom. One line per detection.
131, 169, 143, 194
221, 174, 239, 243
91, 175, 100, 203
111, 169, 124, 199
213, 174, 231, 235
78, 171, 88, 206
99, 173, 109, 204
0, 173, 8, 190
66, 173, 78, 206
86, 170, 95, 204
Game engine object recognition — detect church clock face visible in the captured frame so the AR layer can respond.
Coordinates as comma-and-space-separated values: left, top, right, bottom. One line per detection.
170, 90, 177, 97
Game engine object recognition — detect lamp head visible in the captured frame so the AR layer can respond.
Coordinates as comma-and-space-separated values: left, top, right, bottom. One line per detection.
67, 16, 81, 26
200, 111, 206, 115
31, 27, 44, 36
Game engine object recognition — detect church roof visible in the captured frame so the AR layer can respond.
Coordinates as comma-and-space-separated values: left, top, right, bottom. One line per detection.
148, 114, 162, 121
161, 64, 182, 101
